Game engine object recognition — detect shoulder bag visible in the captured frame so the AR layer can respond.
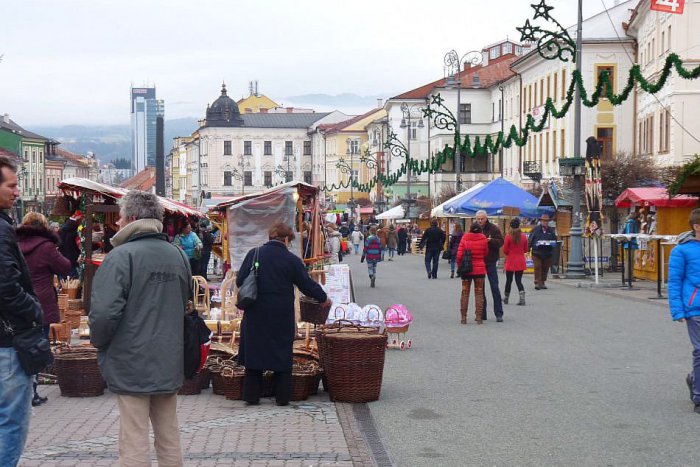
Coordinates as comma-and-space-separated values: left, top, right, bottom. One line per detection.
1, 318, 54, 376
236, 247, 259, 310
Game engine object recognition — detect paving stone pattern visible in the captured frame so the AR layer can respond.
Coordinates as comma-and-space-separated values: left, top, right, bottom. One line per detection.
21, 386, 356, 466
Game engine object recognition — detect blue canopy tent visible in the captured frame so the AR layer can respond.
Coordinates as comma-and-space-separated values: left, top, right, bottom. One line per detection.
442, 178, 554, 218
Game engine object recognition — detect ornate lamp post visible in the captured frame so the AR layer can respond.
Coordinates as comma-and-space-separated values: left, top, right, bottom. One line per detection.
16, 166, 27, 220
273, 165, 287, 184
399, 103, 424, 218
336, 153, 355, 221
444, 49, 483, 191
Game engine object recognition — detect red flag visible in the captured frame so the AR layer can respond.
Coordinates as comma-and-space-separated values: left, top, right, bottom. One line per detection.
650, 0, 685, 14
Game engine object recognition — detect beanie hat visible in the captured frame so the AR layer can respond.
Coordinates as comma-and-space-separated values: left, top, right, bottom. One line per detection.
510, 218, 520, 229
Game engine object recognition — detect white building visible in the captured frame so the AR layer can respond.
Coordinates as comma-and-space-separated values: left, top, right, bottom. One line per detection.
627, 0, 700, 166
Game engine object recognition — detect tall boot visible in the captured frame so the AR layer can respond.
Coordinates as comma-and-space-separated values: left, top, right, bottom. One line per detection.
503, 292, 510, 304
474, 278, 485, 324
460, 279, 471, 324
518, 290, 526, 306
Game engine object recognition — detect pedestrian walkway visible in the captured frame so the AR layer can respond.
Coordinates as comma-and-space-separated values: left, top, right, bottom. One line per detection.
22, 386, 376, 466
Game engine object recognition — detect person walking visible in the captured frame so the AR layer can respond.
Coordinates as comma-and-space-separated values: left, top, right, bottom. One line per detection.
475, 210, 504, 322
199, 222, 215, 279
17, 212, 72, 407
0, 156, 43, 466
419, 220, 446, 279
668, 208, 700, 414
503, 218, 528, 306
325, 224, 342, 264
362, 226, 383, 288
397, 226, 408, 256
350, 227, 364, 255
456, 223, 488, 324
90, 190, 190, 467
387, 224, 398, 261
237, 222, 330, 405
58, 210, 83, 278
377, 225, 388, 261
448, 223, 464, 279
528, 213, 557, 290
174, 222, 202, 276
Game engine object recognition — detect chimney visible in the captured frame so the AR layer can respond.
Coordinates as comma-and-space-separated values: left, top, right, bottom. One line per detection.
2, 114, 9, 124
287, 107, 294, 113
377, 98, 383, 108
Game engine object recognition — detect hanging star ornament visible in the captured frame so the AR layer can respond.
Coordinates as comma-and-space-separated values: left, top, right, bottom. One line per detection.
516, 19, 540, 43
531, 0, 554, 21
431, 94, 445, 107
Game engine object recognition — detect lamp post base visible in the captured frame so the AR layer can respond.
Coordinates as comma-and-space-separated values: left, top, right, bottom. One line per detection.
565, 225, 586, 279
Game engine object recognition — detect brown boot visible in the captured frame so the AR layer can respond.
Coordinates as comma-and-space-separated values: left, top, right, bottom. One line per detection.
474, 277, 485, 324
460, 279, 471, 324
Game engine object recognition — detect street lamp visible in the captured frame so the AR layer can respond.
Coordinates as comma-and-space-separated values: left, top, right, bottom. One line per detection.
236, 155, 251, 195
444, 49, 483, 192
16, 166, 27, 220
399, 103, 424, 218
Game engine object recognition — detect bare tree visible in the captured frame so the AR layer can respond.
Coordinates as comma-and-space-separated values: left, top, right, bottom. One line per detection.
435, 185, 458, 205
601, 152, 665, 202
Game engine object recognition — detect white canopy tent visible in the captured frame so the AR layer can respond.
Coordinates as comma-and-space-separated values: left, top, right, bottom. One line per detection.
375, 204, 405, 220
431, 183, 485, 218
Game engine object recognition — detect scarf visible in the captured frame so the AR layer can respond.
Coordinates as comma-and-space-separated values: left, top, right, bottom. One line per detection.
110, 218, 163, 247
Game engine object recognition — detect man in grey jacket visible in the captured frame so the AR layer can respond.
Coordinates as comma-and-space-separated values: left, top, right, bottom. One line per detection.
90, 190, 190, 467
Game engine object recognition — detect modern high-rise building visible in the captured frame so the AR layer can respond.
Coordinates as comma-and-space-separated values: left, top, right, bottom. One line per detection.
130, 86, 164, 172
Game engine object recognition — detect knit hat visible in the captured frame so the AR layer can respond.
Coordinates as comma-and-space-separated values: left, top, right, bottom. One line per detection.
510, 218, 520, 229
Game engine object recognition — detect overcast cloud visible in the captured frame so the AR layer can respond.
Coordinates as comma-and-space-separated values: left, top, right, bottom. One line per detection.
1, 0, 618, 126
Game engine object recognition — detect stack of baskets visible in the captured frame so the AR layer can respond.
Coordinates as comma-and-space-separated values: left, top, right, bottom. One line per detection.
54, 347, 105, 397
317, 321, 387, 403
65, 299, 84, 330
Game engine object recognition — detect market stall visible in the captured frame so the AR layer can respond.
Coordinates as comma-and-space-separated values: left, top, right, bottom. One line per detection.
614, 187, 698, 282
56, 177, 203, 313
430, 183, 485, 218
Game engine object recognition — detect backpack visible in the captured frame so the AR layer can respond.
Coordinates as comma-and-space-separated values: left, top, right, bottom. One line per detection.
457, 249, 473, 278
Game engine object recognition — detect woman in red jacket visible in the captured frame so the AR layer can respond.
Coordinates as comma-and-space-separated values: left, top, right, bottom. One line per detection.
503, 217, 528, 306
456, 222, 488, 324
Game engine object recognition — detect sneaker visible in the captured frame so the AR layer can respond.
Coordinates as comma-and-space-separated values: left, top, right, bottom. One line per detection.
371, 276, 376, 288
32, 394, 48, 407
534, 285, 541, 290
497, 317, 504, 323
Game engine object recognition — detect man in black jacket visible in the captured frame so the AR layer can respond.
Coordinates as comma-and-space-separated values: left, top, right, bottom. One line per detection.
528, 213, 557, 289
0, 155, 43, 466
419, 220, 446, 279
58, 210, 82, 278
476, 210, 504, 322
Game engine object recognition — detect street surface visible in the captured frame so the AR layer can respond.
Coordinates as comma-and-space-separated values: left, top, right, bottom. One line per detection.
345, 250, 700, 466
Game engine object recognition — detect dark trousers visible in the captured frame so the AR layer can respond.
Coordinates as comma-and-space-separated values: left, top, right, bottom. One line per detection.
243, 369, 291, 405
482, 262, 503, 319
424, 249, 440, 278
687, 317, 700, 404
505, 271, 525, 294
533, 255, 553, 285
189, 258, 200, 277
199, 252, 211, 279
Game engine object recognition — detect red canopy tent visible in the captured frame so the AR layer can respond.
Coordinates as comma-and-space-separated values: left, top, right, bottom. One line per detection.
615, 187, 698, 208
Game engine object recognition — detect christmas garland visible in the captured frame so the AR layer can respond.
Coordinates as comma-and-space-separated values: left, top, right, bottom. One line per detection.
321, 53, 700, 194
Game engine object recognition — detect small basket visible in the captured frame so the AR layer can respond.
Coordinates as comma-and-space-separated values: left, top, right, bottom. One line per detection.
54, 348, 105, 397
221, 366, 246, 400
58, 294, 69, 312
299, 296, 329, 325
65, 310, 83, 330
63, 288, 79, 300
67, 299, 83, 311
49, 322, 71, 343
291, 360, 320, 401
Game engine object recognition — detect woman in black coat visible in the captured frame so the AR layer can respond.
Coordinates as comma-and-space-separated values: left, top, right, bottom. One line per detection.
397, 227, 408, 255
236, 222, 330, 406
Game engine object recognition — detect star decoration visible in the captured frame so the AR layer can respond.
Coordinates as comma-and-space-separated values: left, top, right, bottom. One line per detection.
431, 94, 445, 107
516, 19, 540, 43
531, 0, 554, 21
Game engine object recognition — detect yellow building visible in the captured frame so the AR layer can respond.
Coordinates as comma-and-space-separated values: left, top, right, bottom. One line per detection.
237, 93, 279, 114
323, 107, 387, 205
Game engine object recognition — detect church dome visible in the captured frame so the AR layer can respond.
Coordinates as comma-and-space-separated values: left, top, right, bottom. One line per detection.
205, 83, 244, 127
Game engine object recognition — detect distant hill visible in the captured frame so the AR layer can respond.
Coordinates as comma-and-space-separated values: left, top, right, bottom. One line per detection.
33, 118, 199, 164
283, 93, 391, 113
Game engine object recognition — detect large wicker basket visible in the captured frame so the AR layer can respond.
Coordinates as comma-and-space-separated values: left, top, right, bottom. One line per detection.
299, 296, 329, 325
178, 369, 210, 395
221, 366, 246, 400
317, 324, 387, 403
54, 348, 105, 397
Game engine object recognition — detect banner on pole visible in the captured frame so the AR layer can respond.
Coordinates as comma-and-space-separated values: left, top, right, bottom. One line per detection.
651, 0, 685, 14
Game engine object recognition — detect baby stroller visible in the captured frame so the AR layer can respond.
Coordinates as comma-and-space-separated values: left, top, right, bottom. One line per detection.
385, 304, 413, 350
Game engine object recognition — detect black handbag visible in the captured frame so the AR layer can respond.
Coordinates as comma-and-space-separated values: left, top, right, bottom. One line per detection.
456, 250, 473, 278
442, 250, 451, 260
236, 247, 259, 309
11, 325, 54, 375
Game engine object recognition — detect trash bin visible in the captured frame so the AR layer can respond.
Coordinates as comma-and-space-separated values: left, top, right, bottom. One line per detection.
550, 240, 562, 274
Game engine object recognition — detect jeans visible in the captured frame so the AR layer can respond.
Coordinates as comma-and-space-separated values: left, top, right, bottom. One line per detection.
388, 248, 396, 259
425, 249, 440, 278
353, 243, 360, 254
367, 261, 377, 277
482, 262, 503, 318
0, 347, 33, 467
450, 257, 457, 273
687, 316, 700, 404
117, 393, 183, 467
381, 247, 386, 261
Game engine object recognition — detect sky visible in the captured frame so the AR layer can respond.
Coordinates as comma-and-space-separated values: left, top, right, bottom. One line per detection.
0, 0, 625, 126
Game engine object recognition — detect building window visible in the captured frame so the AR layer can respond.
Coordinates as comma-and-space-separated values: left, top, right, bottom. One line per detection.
264, 141, 272, 155
596, 127, 614, 159
553, 72, 558, 102
464, 153, 488, 173
503, 42, 513, 55
264, 171, 272, 186
304, 171, 312, 184
552, 131, 557, 160
561, 69, 567, 101
596, 65, 615, 99
223, 171, 232, 186
285, 141, 293, 156
224, 141, 232, 155
668, 25, 672, 51
546, 132, 550, 163
489, 47, 500, 59
662, 108, 671, 153
303, 140, 311, 156
244, 141, 252, 156
459, 103, 471, 124
561, 129, 566, 157
539, 79, 544, 106
244, 171, 252, 186
285, 171, 293, 182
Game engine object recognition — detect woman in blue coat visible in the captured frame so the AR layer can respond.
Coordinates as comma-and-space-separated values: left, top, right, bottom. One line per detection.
236, 222, 330, 406
668, 208, 700, 414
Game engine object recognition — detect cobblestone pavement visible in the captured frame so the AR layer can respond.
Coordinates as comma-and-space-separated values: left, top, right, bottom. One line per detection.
21, 386, 367, 466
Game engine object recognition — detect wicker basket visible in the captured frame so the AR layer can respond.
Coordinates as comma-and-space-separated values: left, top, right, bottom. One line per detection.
65, 310, 83, 330
209, 366, 225, 395
52, 194, 78, 216
299, 296, 329, 325
58, 294, 69, 312
54, 348, 105, 397
63, 288, 79, 299
67, 299, 83, 311
318, 325, 387, 403
221, 366, 246, 400
178, 369, 210, 395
